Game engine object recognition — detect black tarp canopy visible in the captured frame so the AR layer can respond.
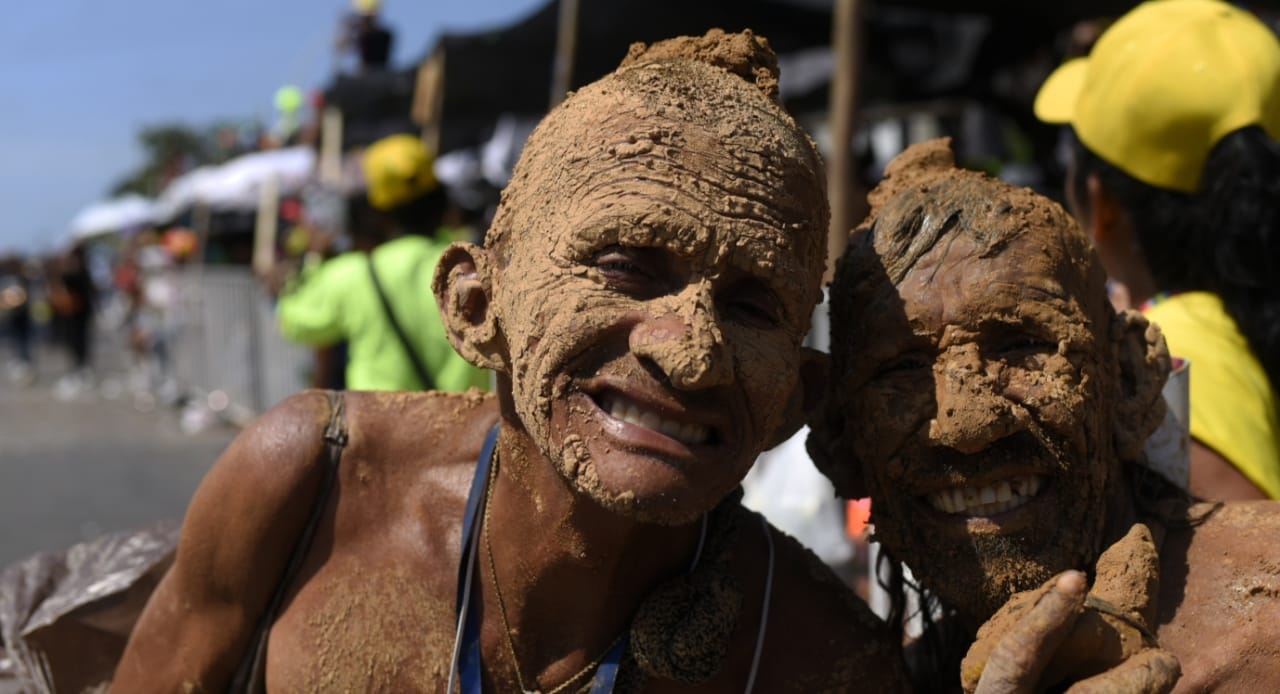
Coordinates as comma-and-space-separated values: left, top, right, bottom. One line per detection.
419, 0, 1180, 153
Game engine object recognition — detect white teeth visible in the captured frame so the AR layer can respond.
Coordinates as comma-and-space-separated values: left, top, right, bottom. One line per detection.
606, 397, 709, 445
996, 481, 1012, 503
926, 475, 1045, 517
639, 411, 661, 431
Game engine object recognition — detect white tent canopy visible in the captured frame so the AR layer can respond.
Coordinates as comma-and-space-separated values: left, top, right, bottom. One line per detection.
152, 146, 317, 222
68, 194, 158, 240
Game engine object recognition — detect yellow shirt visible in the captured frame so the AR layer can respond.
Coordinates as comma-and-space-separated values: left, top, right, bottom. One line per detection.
1145, 292, 1280, 498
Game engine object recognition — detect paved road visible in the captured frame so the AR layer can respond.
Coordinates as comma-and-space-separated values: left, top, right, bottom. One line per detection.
0, 339, 237, 567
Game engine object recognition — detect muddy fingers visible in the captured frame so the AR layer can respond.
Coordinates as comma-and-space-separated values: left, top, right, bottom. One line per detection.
966, 571, 1088, 694
1038, 524, 1162, 685
1063, 649, 1181, 694
962, 523, 1179, 693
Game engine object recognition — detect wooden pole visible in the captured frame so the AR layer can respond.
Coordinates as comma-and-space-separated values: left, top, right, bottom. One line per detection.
414, 46, 446, 154
319, 106, 344, 186
549, 0, 581, 109
252, 176, 280, 278
826, 0, 863, 283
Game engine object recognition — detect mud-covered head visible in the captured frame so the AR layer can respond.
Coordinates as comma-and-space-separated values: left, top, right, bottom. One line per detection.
485, 28, 826, 272
808, 138, 1169, 624
437, 30, 829, 525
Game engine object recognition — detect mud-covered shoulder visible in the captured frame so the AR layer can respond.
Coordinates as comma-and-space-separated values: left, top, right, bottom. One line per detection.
1186, 499, 1280, 531
340, 389, 499, 469
1156, 500, 1280, 692
1175, 500, 1280, 582
205, 389, 337, 500
748, 517, 910, 693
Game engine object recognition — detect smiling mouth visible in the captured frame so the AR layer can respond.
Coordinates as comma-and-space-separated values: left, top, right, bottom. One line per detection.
924, 475, 1045, 517
598, 392, 711, 446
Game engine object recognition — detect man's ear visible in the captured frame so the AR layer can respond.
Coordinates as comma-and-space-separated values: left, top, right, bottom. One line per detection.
766, 348, 829, 450
433, 242, 507, 372
1111, 308, 1171, 460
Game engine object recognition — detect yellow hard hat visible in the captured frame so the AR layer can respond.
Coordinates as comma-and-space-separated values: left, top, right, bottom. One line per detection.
362, 134, 439, 210
1035, 0, 1280, 193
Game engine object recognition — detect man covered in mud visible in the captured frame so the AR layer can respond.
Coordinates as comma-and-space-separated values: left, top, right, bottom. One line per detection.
811, 139, 1280, 692
113, 31, 910, 692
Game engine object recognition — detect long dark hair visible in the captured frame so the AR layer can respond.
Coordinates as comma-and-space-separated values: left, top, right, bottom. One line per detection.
1071, 126, 1280, 398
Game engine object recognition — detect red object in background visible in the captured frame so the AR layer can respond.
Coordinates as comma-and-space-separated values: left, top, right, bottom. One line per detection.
847, 497, 872, 539
280, 198, 303, 223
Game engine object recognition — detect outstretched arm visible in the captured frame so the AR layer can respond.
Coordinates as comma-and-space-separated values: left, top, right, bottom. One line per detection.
111, 391, 335, 692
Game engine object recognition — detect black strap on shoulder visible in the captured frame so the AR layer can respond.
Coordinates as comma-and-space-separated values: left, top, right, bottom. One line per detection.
230, 390, 349, 693
367, 254, 435, 391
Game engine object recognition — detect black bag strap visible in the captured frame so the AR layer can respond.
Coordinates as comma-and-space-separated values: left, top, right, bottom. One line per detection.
367, 254, 435, 391
231, 390, 349, 693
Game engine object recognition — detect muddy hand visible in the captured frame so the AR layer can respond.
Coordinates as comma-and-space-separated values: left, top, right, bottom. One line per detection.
962, 523, 1180, 693
963, 571, 1087, 693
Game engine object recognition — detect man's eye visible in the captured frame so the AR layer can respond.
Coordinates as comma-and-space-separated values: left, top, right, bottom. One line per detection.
592, 249, 650, 281
726, 297, 780, 328
994, 333, 1056, 358
721, 282, 783, 328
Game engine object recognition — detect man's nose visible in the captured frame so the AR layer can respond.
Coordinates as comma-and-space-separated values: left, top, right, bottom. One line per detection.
927, 348, 1018, 454
630, 286, 733, 390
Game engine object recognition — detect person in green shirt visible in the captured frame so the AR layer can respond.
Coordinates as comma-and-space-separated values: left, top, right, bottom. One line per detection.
277, 134, 490, 392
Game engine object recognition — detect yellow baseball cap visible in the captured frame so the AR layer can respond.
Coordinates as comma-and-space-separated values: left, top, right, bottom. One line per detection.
362, 134, 439, 210
1035, 0, 1280, 193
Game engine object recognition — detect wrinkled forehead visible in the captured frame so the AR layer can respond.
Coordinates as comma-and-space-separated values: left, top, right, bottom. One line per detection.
834, 216, 1110, 358
495, 63, 827, 282
565, 123, 821, 279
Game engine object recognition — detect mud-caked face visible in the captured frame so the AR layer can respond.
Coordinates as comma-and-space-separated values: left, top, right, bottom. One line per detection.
490, 109, 823, 526
843, 231, 1114, 622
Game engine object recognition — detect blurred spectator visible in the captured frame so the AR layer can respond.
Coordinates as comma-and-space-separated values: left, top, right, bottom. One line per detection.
48, 243, 96, 399
118, 230, 188, 410
275, 134, 489, 392
1036, 0, 1280, 499
2, 256, 34, 385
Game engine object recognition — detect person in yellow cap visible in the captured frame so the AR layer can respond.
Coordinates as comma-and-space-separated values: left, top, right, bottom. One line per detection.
1035, 0, 1280, 501
275, 133, 490, 392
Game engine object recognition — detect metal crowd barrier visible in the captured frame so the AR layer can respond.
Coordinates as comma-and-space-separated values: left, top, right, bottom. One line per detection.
173, 266, 311, 423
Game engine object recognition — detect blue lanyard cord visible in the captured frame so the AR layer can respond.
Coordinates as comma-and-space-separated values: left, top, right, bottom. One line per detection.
447, 425, 498, 694
448, 425, 626, 694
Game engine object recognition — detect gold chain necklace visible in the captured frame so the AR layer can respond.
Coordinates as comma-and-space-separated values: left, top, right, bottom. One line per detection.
481, 456, 625, 694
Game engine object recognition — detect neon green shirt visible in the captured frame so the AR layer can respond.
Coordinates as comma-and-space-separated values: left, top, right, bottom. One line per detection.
1145, 291, 1280, 498
277, 235, 490, 392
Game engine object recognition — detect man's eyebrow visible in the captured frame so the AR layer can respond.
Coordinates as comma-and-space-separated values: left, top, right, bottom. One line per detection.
1023, 280, 1070, 301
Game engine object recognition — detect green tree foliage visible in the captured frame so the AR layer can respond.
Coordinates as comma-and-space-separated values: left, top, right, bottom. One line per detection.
110, 124, 216, 197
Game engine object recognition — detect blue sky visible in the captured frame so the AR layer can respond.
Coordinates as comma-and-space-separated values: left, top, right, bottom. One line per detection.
0, 0, 544, 254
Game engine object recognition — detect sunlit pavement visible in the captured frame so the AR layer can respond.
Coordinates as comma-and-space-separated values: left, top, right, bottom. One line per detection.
0, 336, 237, 567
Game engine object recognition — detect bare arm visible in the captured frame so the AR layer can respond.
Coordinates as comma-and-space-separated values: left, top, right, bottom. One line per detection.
111, 391, 335, 692
1188, 440, 1268, 501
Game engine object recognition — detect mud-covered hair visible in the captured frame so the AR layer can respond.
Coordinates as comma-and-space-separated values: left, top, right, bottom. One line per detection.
1071, 126, 1280, 398
481, 29, 828, 294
